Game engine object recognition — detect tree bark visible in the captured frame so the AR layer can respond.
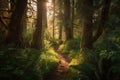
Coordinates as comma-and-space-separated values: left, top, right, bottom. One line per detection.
4, 0, 27, 45
80, 0, 111, 50
80, 0, 93, 49
58, 0, 63, 40
43, 0, 48, 28
71, 0, 75, 38
31, 0, 43, 49
53, 0, 55, 39
64, 0, 73, 40
93, 0, 111, 42
0, 0, 9, 42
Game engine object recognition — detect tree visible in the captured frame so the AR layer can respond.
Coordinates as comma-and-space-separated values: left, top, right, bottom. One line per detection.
52, 0, 55, 39
80, 0, 111, 50
4, 0, 27, 45
0, 0, 9, 29
93, 0, 112, 42
0, 0, 9, 42
10, 0, 16, 10
31, 0, 43, 49
43, 0, 48, 28
80, 0, 93, 49
64, 0, 73, 40
71, 0, 75, 39
55, 0, 63, 40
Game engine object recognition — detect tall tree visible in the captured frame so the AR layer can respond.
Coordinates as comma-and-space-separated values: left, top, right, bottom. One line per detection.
58, 0, 63, 40
64, 0, 73, 40
0, 0, 9, 42
71, 0, 75, 38
80, 0, 111, 50
31, 0, 43, 49
93, 0, 112, 42
52, 0, 55, 39
80, 0, 93, 49
4, 0, 27, 45
0, 0, 9, 27
43, 0, 48, 28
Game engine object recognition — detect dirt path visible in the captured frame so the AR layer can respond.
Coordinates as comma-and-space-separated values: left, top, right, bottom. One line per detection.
44, 49, 70, 80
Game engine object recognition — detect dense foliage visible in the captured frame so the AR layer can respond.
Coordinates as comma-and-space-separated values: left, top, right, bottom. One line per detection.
0, 0, 120, 80
0, 45, 59, 80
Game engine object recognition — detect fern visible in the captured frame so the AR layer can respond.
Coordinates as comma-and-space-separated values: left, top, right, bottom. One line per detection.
70, 49, 120, 80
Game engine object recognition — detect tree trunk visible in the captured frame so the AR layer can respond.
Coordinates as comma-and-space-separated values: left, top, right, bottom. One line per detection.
0, 0, 9, 42
31, 0, 43, 49
53, 0, 55, 39
4, 0, 27, 45
58, 0, 63, 40
71, 0, 75, 38
0, 0, 8, 10
80, 0, 93, 49
43, 0, 48, 28
93, 0, 112, 42
0, 0, 9, 28
64, 0, 73, 40
10, 0, 16, 10
80, 0, 111, 50
59, 22, 62, 40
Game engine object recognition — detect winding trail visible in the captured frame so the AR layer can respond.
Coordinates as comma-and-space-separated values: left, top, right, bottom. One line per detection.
44, 49, 70, 80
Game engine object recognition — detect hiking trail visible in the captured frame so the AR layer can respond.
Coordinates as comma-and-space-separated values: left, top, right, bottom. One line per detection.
44, 49, 70, 80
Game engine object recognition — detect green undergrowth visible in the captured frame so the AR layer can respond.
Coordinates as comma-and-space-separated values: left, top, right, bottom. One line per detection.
57, 38, 81, 80
69, 49, 120, 80
58, 37, 120, 80
0, 45, 59, 80
40, 48, 59, 76
66, 38, 120, 80
58, 38, 80, 60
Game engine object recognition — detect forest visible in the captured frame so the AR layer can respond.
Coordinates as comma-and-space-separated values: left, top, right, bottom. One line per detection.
0, 0, 120, 80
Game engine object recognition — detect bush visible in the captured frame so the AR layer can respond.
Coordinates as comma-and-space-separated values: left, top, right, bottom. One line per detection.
39, 48, 59, 76
58, 39, 80, 60
70, 49, 120, 80
96, 39, 119, 51
0, 45, 59, 80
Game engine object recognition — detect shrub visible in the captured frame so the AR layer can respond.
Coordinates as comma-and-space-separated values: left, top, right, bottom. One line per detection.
58, 38, 80, 53
0, 45, 59, 80
70, 49, 120, 80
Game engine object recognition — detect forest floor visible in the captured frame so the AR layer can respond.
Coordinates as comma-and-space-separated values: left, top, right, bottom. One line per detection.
44, 48, 70, 80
